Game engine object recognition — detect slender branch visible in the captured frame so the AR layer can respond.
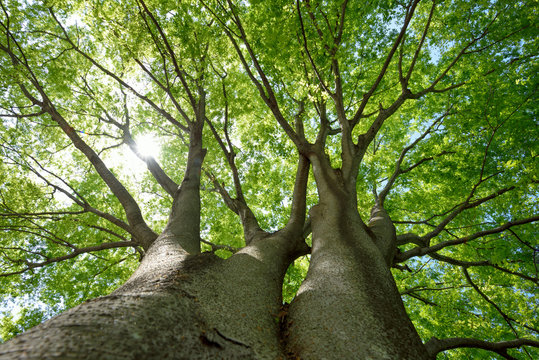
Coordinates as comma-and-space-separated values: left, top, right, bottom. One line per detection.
296, 0, 332, 95
0, 241, 135, 277
404, 292, 438, 307
81, 83, 180, 197
136, 0, 197, 110
201, 0, 301, 147
48, 9, 187, 133
463, 267, 522, 336
428, 252, 538, 284
378, 109, 452, 205
131, 57, 191, 129
203, 112, 266, 244
123, 134, 179, 197
356, 89, 411, 158
403, 0, 436, 85
414, 10, 501, 98
0, 40, 157, 248
418, 185, 516, 245
396, 215, 539, 262
425, 336, 539, 360
351, 0, 420, 127
1, 145, 134, 235
205, 80, 246, 202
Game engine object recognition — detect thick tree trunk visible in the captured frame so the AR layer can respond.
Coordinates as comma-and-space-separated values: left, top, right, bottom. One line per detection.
283, 153, 428, 359
0, 148, 427, 359
285, 202, 428, 359
0, 228, 305, 359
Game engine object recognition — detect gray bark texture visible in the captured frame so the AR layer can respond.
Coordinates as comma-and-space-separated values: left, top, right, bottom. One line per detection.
0, 219, 428, 360
285, 203, 427, 359
0, 155, 428, 360
281, 152, 428, 359
0, 233, 294, 359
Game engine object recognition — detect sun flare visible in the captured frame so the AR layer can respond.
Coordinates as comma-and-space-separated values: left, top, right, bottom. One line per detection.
135, 134, 161, 159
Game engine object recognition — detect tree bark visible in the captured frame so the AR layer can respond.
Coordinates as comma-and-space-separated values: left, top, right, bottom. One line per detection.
0, 151, 429, 359
284, 154, 428, 359
0, 224, 307, 359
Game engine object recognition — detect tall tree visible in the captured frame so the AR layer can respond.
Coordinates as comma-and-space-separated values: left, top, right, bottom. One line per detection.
0, 0, 537, 358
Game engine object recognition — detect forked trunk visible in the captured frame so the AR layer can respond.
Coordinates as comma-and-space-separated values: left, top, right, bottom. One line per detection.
0, 230, 304, 360
285, 152, 428, 359
285, 201, 428, 359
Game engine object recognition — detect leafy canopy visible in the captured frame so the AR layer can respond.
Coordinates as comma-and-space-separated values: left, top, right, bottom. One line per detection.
0, 0, 537, 358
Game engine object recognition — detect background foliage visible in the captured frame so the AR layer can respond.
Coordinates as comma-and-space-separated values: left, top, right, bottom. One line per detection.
0, 0, 537, 358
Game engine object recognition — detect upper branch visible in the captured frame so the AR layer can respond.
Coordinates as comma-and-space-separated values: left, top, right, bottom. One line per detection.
0, 34, 157, 248
48, 9, 189, 133
356, 88, 412, 159
402, 184, 516, 248
202, 0, 302, 147
351, 0, 420, 127
428, 252, 538, 284
205, 104, 265, 244
123, 130, 179, 197
413, 8, 507, 99
1, 137, 137, 237
136, 0, 197, 111
462, 267, 533, 337
0, 241, 134, 277
296, 0, 332, 95
82, 85, 179, 197
402, 0, 436, 87
377, 108, 452, 206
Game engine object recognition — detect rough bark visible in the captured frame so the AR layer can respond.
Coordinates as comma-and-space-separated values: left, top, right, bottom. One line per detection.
368, 203, 398, 266
0, 225, 306, 359
0, 151, 309, 359
0, 236, 248, 360
0, 149, 429, 360
284, 153, 428, 359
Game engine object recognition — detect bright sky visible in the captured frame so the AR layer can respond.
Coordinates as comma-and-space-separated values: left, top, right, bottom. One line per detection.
134, 134, 161, 159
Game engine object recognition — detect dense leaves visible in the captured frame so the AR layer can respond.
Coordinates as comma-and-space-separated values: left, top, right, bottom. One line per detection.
0, 0, 537, 358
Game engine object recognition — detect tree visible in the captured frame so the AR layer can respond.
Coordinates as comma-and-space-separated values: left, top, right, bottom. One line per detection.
0, 0, 537, 358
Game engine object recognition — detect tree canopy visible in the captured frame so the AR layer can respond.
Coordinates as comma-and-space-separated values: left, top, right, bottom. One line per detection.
0, 0, 537, 358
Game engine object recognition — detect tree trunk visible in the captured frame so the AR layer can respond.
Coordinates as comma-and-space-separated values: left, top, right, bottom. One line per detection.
0, 229, 305, 359
285, 202, 428, 359
283, 153, 428, 359
0, 154, 429, 360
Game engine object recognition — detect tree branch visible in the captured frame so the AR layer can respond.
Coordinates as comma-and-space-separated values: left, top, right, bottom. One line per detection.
136, 0, 197, 110
414, 10, 501, 98
201, 0, 301, 148
428, 252, 538, 284
402, 0, 436, 86
351, 0, 420, 127
396, 215, 539, 262
462, 267, 539, 337
425, 336, 539, 360
81, 83, 180, 197
283, 154, 310, 236
377, 108, 453, 206
48, 9, 188, 133
0, 241, 135, 277
204, 110, 266, 244
416, 185, 516, 246
296, 0, 333, 95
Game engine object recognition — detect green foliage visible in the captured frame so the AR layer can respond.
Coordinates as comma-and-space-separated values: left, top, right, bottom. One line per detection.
0, 0, 537, 357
